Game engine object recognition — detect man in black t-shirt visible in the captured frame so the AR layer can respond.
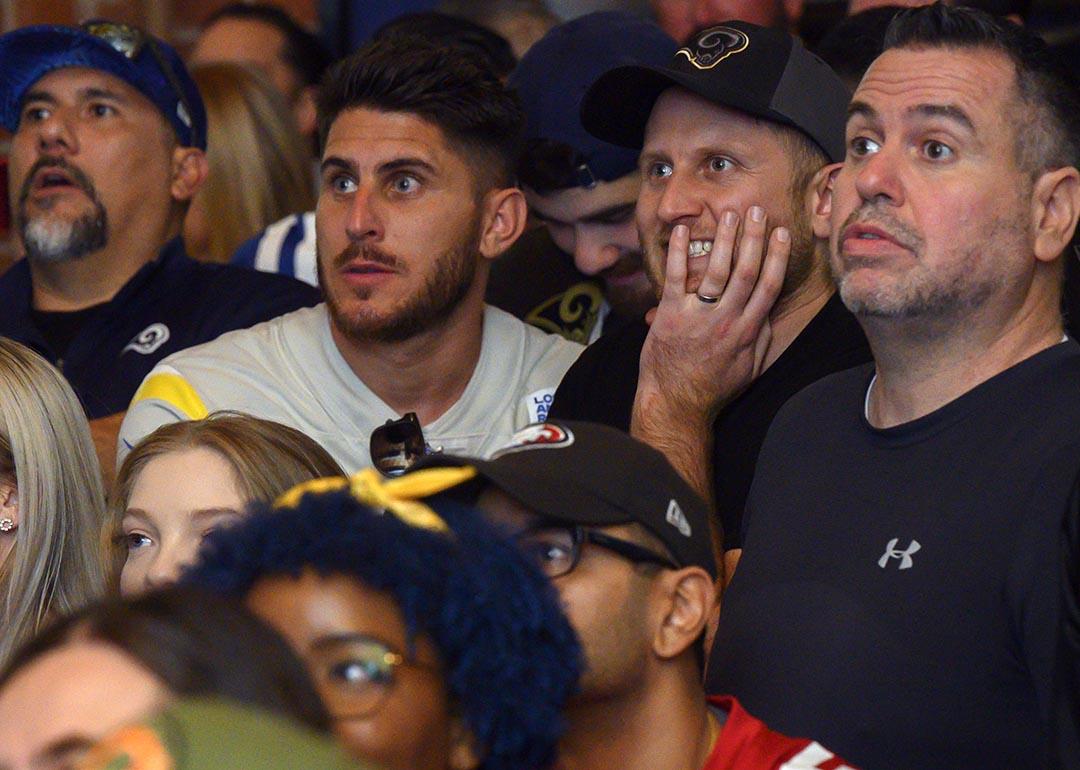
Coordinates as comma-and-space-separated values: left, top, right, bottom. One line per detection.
552, 21, 869, 572
0, 22, 318, 473
707, 6, 1080, 768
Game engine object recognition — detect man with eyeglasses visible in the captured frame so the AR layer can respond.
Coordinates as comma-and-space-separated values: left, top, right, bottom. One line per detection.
119, 34, 582, 475
185, 467, 580, 770
410, 420, 855, 770
0, 22, 319, 475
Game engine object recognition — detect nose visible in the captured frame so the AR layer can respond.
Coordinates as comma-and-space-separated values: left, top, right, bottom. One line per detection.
344, 183, 383, 242
142, 541, 196, 591
853, 145, 904, 208
654, 171, 704, 228
33, 110, 77, 156
573, 231, 622, 276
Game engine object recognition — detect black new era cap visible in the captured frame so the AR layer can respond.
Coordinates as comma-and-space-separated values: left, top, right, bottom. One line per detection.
580, 20, 849, 163
411, 421, 717, 579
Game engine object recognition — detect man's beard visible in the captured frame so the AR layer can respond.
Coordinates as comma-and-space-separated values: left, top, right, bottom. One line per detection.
17, 157, 107, 264
601, 250, 655, 320
320, 220, 480, 344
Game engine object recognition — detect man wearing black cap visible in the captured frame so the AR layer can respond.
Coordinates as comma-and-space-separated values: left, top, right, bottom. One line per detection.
550, 21, 870, 574
0, 22, 318, 473
413, 420, 854, 770
504, 12, 675, 344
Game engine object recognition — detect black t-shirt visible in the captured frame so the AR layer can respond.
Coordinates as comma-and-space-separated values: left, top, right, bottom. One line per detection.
707, 341, 1080, 770
1050, 468, 1080, 770
29, 303, 107, 359
549, 293, 871, 548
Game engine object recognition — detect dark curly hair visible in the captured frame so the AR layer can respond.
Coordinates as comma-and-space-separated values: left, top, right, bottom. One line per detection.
184, 490, 580, 770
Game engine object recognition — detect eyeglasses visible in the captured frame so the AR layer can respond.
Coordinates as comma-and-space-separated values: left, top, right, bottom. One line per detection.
80, 20, 200, 148
514, 524, 678, 579
307, 633, 436, 720
369, 412, 438, 477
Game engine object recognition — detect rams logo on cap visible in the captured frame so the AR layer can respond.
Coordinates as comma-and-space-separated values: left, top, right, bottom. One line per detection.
676, 26, 749, 70
493, 423, 575, 457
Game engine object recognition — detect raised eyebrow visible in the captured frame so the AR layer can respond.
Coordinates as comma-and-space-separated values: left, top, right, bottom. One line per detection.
121, 508, 153, 523
907, 103, 975, 133
80, 86, 129, 103
320, 156, 355, 176
21, 89, 56, 107
377, 157, 436, 176
846, 100, 877, 125
190, 507, 242, 522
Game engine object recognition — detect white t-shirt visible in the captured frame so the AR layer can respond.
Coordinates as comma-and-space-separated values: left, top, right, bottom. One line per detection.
119, 303, 583, 472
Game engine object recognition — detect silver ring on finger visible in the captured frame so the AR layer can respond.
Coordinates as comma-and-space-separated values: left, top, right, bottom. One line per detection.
696, 293, 720, 304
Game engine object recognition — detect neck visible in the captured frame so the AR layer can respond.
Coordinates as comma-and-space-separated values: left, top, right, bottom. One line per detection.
27, 216, 180, 312
863, 286, 1063, 428
331, 292, 486, 425
557, 667, 713, 770
762, 257, 833, 370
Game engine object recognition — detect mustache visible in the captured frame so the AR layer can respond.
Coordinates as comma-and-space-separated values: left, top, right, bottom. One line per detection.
332, 242, 404, 271
17, 156, 100, 209
839, 205, 923, 253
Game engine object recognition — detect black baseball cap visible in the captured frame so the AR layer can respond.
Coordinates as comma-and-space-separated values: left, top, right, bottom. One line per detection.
580, 20, 849, 163
411, 421, 717, 579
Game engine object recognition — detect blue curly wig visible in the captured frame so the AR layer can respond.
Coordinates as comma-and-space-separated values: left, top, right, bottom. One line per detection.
183, 489, 581, 770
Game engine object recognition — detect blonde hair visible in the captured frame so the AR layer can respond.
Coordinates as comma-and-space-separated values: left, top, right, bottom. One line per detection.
109, 413, 343, 574
0, 338, 107, 668
188, 62, 315, 263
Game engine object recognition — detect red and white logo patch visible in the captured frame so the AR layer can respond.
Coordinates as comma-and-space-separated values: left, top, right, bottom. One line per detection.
492, 423, 575, 457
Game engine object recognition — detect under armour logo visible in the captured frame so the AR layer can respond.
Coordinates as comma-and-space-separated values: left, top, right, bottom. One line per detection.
123, 323, 170, 355
878, 538, 921, 570
665, 499, 691, 537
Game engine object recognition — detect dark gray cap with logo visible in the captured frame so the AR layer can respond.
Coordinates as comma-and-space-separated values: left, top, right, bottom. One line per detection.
580, 19, 849, 163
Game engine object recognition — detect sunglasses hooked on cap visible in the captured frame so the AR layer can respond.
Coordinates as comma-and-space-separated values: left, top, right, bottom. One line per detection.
0, 20, 207, 150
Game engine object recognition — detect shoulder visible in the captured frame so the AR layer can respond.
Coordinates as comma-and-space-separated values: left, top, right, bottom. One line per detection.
484, 305, 584, 369
707, 696, 856, 770
231, 212, 318, 286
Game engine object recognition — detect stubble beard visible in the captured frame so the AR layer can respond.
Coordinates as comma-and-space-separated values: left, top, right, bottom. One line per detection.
17, 157, 108, 265
320, 218, 481, 345
831, 205, 1018, 321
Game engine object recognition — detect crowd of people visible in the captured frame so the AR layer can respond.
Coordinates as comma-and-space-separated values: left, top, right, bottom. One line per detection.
0, 0, 1076, 768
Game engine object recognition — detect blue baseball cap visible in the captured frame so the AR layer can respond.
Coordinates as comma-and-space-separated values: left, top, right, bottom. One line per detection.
0, 21, 207, 150
510, 11, 675, 190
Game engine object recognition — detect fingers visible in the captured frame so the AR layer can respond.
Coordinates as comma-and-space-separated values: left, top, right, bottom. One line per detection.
718, 205, 768, 312
695, 210, 737, 301
743, 225, 791, 325
662, 224, 690, 301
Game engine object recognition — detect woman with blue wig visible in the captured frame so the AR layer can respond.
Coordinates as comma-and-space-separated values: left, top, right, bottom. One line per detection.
185, 467, 581, 770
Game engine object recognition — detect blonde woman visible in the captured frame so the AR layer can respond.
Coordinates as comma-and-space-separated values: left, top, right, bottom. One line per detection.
0, 338, 107, 668
183, 62, 315, 263
111, 413, 342, 595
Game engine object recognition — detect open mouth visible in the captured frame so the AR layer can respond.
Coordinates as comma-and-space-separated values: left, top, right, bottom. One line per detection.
31, 167, 80, 194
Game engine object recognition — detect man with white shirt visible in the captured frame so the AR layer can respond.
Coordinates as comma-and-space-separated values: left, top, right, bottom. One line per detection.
120, 36, 582, 472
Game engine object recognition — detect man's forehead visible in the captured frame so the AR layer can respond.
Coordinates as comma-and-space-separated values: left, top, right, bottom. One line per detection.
323, 107, 450, 167
851, 46, 1017, 126
642, 86, 782, 154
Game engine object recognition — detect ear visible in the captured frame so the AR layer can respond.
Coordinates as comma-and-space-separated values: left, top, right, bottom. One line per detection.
810, 162, 843, 241
293, 86, 319, 140
447, 716, 483, 770
1031, 166, 1080, 264
478, 187, 528, 261
651, 566, 716, 660
0, 479, 19, 530
170, 147, 209, 204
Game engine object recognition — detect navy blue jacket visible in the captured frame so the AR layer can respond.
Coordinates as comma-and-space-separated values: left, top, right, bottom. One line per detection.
0, 238, 320, 418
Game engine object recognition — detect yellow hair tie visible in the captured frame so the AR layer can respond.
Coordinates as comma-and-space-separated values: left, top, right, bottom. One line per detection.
274, 466, 479, 535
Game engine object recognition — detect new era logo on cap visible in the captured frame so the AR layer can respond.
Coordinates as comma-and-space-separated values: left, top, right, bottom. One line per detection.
676, 26, 748, 70
492, 423, 575, 458
665, 499, 691, 537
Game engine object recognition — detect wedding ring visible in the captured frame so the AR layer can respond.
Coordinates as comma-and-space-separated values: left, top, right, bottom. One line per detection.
696, 293, 720, 304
